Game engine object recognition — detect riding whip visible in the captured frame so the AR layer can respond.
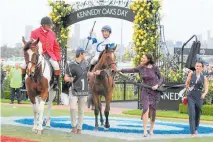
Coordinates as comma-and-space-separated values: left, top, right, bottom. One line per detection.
85, 21, 96, 50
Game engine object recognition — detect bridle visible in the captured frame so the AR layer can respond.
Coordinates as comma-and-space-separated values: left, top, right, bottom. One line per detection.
26, 45, 43, 81
105, 50, 117, 74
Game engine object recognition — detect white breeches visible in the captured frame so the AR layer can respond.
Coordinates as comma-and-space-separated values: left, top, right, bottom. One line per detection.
69, 90, 87, 130
49, 58, 60, 70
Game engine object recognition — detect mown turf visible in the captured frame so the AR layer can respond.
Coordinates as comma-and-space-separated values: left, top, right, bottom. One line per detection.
2, 125, 213, 142
123, 109, 213, 121
1, 103, 213, 142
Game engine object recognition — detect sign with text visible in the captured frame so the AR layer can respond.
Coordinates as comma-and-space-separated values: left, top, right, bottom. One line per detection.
157, 86, 184, 111
64, 6, 135, 27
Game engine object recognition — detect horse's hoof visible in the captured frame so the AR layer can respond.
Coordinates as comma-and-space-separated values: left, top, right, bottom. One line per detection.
104, 124, 110, 129
32, 129, 36, 132
46, 125, 51, 128
34, 129, 38, 134
37, 130, 43, 135
104, 127, 109, 131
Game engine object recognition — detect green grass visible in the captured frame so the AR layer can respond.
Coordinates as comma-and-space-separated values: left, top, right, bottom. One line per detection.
1, 125, 213, 142
0, 103, 93, 117
1, 103, 213, 142
1, 99, 31, 104
0, 99, 58, 105
123, 109, 213, 121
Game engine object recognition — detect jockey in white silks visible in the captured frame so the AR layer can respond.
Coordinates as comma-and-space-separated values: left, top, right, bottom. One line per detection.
87, 25, 116, 71
87, 25, 116, 109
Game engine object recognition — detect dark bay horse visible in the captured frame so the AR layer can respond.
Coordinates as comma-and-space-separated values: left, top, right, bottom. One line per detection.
88, 45, 117, 130
22, 37, 56, 134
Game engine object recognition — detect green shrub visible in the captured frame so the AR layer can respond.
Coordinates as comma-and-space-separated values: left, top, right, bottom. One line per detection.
3, 74, 10, 91
179, 104, 213, 116
4, 91, 11, 99
204, 81, 213, 105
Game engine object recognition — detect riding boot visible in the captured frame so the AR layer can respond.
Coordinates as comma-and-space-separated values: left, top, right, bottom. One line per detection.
53, 70, 60, 91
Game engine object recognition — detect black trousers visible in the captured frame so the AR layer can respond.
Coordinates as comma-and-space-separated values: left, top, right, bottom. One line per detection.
10, 88, 21, 102
187, 96, 203, 134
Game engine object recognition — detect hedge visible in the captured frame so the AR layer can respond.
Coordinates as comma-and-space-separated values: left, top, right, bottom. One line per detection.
179, 104, 213, 116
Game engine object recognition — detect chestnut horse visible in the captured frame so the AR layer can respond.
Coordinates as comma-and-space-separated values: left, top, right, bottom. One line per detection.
22, 37, 56, 134
88, 45, 117, 130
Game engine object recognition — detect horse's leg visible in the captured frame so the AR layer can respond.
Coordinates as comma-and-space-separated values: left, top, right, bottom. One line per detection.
104, 92, 112, 129
93, 93, 99, 131
29, 95, 37, 132
45, 89, 56, 127
98, 96, 104, 126
37, 90, 48, 134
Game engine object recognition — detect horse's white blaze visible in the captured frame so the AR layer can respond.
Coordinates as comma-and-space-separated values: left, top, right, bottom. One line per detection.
28, 63, 32, 70
27, 49, 34, 70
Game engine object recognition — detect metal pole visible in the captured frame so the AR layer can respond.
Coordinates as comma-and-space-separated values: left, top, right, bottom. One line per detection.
124, 81, 126, 101
137, 87, 140, 109
120, 20, 123, 61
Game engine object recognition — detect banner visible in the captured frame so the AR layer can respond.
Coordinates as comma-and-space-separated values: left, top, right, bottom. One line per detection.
64, 6, 135, 27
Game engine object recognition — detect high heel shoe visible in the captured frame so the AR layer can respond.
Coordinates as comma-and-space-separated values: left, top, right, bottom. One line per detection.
150, 130, 154, 136
143, 131, 148, 137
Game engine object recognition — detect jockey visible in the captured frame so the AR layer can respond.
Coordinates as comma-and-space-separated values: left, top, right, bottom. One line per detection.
87, 25, 116, 71
22, 16, 61, 91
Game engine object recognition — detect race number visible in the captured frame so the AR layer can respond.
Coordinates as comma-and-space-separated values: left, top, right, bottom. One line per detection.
72, 72, 89, 96
81, 79, 85, 90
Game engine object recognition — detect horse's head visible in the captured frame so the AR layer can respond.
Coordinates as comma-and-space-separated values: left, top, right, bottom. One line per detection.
99, 44, 117, 74
22, 37, 42, 77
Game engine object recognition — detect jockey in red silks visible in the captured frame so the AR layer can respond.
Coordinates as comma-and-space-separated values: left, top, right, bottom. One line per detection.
21, 16, 61, 91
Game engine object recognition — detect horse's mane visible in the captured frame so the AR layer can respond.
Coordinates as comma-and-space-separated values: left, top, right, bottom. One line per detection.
23, 41, 33, 52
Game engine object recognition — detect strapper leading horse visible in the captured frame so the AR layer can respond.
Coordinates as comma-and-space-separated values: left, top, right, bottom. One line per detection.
88, 45, 117, 130
22, 37, 57, 134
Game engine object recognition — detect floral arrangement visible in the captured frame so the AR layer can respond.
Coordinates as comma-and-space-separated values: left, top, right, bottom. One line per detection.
48, 0, 72, 48
129, 0, 161, 65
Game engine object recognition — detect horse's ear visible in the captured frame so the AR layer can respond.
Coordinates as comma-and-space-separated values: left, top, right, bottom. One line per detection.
22, 36, 26, 44
32, 38, 40, 46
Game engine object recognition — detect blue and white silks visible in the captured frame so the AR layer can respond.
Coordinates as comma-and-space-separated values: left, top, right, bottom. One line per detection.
88, 36, 116, 65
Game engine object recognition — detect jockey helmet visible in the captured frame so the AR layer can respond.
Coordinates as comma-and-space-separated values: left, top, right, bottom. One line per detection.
41, 17, 53, 25
101, 25, 112, 34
